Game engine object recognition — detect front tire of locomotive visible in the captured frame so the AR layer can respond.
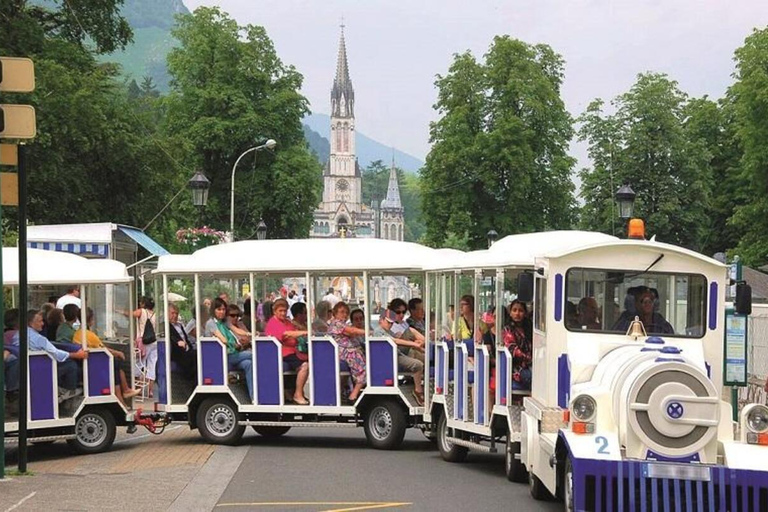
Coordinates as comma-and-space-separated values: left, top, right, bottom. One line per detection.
505, 437, 528, 483
67, 408, 117, 455
563, 456, 574, 512
529, 470, 553, 501
196, 397, 245, 445
436, 411, 468, 462
363, 399, 407, 450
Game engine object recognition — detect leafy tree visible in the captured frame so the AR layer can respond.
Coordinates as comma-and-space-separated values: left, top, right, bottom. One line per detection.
163, 7, 322, 239
421, 36, 576, 250
139, 75, 159, 97
728, 27, 768, 266
578, 73, 711, 250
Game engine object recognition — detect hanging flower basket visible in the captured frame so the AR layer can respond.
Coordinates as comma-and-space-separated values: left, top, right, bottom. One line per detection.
176, 226, 227, 249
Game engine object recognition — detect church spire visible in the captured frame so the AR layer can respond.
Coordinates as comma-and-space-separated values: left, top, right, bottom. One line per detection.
331, 23, 354, 118
381, 156, 403, 210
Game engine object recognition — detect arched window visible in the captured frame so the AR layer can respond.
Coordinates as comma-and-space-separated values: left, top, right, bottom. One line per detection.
398, 224, 403, 241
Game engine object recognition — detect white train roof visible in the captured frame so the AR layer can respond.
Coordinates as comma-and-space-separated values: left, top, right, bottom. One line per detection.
156, 238, 441, 274
425, 231, 618, 270
2, 248, 131, 285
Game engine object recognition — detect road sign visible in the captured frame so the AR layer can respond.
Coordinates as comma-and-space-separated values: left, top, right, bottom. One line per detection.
0, 105, 36, 139
0, 143, 17, 165
1, 172, 18, 205
0, 57, 35, 93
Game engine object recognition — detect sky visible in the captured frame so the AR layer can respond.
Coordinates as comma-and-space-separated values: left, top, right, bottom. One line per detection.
184, 0, 768, 166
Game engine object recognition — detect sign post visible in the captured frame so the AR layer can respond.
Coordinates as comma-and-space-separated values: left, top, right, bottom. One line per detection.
724, 308, 749, 421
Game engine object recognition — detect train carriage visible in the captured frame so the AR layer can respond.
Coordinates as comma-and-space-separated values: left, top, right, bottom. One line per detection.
152, 238, 441, 448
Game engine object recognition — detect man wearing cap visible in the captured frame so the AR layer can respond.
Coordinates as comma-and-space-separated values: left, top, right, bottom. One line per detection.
375, 305, 425, 405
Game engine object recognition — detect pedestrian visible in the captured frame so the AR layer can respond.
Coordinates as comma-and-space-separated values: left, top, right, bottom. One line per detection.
133, 296, 158, 398
55, 286, 82, 309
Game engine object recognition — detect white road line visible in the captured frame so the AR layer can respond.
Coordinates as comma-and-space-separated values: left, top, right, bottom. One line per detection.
4, 492, 36, 512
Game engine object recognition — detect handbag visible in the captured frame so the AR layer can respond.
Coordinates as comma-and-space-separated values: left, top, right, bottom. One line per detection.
142, 313, 157, 345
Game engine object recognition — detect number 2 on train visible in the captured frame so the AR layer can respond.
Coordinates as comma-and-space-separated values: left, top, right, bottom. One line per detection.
595, 436, 610, 455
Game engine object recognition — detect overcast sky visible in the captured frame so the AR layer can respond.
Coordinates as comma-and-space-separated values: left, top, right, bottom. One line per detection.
184, 0, 768, 165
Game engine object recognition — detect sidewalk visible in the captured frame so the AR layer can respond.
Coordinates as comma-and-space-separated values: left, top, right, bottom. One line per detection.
1, 425, 220, 511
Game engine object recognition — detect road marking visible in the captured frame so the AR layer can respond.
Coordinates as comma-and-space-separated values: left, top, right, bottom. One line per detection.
4, 492, 36, 512
217, 503, 411, 510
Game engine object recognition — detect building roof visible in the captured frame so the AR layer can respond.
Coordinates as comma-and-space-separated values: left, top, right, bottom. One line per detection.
743, 266, 768, 302
380, 159, 403, 210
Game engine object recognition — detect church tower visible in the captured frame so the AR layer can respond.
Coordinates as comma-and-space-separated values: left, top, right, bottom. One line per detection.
311, 25, 375, 238
380, 158, 405, 241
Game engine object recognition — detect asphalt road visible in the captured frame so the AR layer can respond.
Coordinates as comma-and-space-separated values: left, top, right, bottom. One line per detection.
216, 428, 562, 512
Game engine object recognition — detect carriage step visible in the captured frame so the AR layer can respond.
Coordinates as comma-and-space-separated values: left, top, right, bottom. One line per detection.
239, 421, 358, 428
446, 436, 497, 453
4, 434, 76, 445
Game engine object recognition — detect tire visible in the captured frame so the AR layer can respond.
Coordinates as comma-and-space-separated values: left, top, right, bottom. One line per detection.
67, 408, 117, 454
563, 456, 574, 512
529, 471, 553, 501
252, 426, 291, 438
436, 411, 468, 462
363, 399, 407, 450
196, 397, 245, 445
505, 437, 528, 483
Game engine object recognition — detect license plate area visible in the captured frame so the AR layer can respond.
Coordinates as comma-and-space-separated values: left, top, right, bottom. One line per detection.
644, 463, 711, 481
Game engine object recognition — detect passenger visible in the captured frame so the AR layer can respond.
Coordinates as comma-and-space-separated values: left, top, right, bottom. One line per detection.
185, 298, 210, 343
56, 286, 82, 309
265, 298, 309, 405
242, 297, 254, 332
40, 302, 55, 336
349, 308, 366, 348
611, 286, 642, 330
227, 303, 251, 343
312, 300, 332, 334
168, 303, 197, 381
11, 310, 88, 400
389, 298, 425, 362
457, 295, 474, 342
3, 348, 19, 397
4, 308, 20, 346
633, 289, 674, 334
290, 302, 310, 360
406, 298, 426, 335
322, 287, 340, 308
577, 297, 601, 330
206, 298, 254, 401
375, 308, 425, 405
565, 301, 579, 329
133, 296, 158, 398
502, 300, 532, 390
73, 308, 139, 405
46, 307, 64, 341
327, 302, 367, 402
56, 304, 80, 342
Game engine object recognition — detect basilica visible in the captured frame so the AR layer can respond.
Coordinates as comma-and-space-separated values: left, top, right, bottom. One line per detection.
311, 27, 405, 240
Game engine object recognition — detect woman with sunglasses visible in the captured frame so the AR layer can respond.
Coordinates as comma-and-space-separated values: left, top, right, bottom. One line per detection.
265, 298, 310, 405
327, 302, 367, 403
205, 297, 254, 401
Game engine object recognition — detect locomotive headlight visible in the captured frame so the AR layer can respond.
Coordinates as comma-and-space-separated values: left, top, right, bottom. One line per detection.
571, 395, 597, 422
746, 405, 768, 434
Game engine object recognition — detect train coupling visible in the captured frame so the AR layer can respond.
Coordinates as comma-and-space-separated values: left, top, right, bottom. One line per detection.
132, 408, 172, 434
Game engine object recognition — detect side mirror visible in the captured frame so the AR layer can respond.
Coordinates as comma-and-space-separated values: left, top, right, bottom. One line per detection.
735, 282, 752, 316
517, 273, 534, 303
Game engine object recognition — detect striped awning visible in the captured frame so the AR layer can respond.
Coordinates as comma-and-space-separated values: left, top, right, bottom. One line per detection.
27, 241, 109, 257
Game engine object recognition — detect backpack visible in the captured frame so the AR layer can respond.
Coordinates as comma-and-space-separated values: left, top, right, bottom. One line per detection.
142, 312, 157, 345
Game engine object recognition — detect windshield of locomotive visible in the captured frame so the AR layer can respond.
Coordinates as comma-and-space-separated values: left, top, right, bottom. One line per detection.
564, 268, 708, 338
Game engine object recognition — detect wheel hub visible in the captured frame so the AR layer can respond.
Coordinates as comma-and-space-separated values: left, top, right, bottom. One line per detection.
208, 405, 235, 436
370, 407, 392, 440
77, 414, 106, 447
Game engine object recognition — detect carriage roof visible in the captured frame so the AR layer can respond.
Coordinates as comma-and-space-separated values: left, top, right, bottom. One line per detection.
2, 248, 131, 285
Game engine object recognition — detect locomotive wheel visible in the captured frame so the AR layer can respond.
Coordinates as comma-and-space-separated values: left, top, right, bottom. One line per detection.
252, 426, 291, 438
529, 470, 553, 501
437, 411, 468, 462
197, 397, 244, 445
505, 437, 527, 483
363, 399, 407, 450
67, 408, 116, 454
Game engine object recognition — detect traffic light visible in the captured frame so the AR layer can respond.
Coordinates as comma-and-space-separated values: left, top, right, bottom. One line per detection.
0, 57, 36, 139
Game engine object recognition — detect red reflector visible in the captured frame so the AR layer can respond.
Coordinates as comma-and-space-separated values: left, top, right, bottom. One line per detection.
563, 410, 571, 423
572, 422, 593, 434
384, 379, 394, 386
500, 397, 507, 405
101, 388, 111, 395
436, 387, 443, 394
203, 377, 213, 385
759, 433, 768, 446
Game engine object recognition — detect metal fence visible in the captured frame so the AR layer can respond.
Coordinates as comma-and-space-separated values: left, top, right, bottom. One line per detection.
738, 313, 768, 410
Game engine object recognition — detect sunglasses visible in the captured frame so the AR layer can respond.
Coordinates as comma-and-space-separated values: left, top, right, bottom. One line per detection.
228, 313, 241, 318
395, 310, 406, 315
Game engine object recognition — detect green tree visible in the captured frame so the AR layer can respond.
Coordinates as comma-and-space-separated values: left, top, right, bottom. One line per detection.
163, 7, 321, 240
728, 27, 768, 266
578, 73, 711, 250
421, 37, 576, 250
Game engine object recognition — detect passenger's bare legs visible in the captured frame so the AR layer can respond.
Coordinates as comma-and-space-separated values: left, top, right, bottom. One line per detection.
349, 380, 364, 401
294, 362, 309, 403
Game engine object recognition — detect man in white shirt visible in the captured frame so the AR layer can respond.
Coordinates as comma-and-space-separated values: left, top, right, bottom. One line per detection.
322, 287, 340, 308
55, 286, 82, 309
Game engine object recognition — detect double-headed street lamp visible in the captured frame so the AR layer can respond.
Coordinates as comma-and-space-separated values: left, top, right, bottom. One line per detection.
230, 139, 276, 241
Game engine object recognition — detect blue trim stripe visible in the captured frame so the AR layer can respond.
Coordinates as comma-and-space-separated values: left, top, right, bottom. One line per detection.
28, 240, 109, 257
708, 282, 718, 330
557, 353, 570, 408
554, 273, 563, 322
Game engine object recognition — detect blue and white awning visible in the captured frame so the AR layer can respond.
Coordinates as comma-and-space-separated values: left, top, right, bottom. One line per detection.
27, 241, 109, 257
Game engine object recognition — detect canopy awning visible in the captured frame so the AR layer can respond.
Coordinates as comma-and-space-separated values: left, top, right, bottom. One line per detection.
118, 226, 170, 256
27, 241, 109, 257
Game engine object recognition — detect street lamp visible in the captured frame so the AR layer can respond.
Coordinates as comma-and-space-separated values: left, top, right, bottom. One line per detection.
256, 218, 267, 240
615, 184, 636, 220
188, 170, 211, 225
230, 139, 277, 241
486, 229, 498, 248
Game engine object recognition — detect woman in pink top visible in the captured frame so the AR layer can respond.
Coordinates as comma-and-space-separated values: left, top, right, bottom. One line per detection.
265, 298, 310, 405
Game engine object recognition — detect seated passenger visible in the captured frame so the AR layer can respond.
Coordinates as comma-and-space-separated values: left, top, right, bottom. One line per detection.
73, 308, 140, 405
290, 302, 310, 358
565, 301, 579, 329
4, 308, 19, 347
611, 286, 642, 331
612, 287, 674, 335
168, 303, 197, 382
349, 308, 366, 348
577, 297, 601, 330
46, 308, 64, 341
406, 298, 426, 335
11, 309, 88, 400
327, 302, 367, 402
4, 348, 19, 398
265, 298, 309, 405
56, 304, 80, 342
502, 300, 532, 390
390, 298, 425, 363
375, 308, 425, 405
312, 300, 332, 334
205, 298, 254, 401
227, 303, 251, 342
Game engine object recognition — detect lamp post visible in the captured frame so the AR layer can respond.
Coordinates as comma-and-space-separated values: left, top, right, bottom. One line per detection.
188, 171, 210, 225
615, 184, 636, 237
230, 139, 276, 241
256, 218, 267, 240
486, 229, 498, 249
